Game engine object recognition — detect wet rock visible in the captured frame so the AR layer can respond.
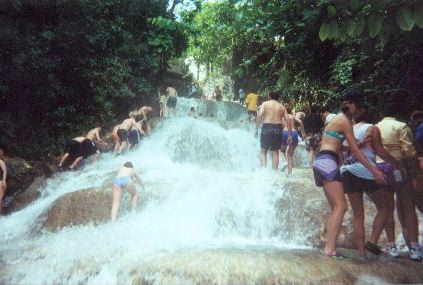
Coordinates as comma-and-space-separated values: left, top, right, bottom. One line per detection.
2, 157, 57, 215
276, 169, 392, 249
3, 175, 45, 214
130, 249, 421, 285
42, 187, 112, 232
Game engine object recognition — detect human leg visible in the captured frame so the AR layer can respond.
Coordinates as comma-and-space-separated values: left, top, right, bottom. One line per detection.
367, 189, 394, 245
272, 150, 279, 171
396, 181, 418, 248
125, 183, 138, 211
111, 184, 122, 222
323, 180, 348, 255
347, 192, 366, 255
260, 149, 268, 167
287, 144, 297, 174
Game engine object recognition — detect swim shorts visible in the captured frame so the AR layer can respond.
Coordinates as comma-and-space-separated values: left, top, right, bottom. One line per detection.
313, 150, 342, 187
260, 123, 283, 151
282, 130, 299, 147
80, 139, 98, 158
113, 176, 130, 188
117, 129, 128, 141
341, 171, 384, 194
65, 139, 82, 158
167, 97, 177, 108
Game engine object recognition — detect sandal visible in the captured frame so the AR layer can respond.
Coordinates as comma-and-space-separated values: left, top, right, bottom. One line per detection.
326, 251, 351, 260
365, 241, 383, 255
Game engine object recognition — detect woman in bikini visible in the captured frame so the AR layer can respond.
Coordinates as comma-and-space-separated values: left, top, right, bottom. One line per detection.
312, 90, 387, 258
280, 108, 306, 174
111, 162, 145, 222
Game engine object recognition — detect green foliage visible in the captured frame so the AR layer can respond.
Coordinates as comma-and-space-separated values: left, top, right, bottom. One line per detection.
183, 0, 423, 117
0, 0, 187, 159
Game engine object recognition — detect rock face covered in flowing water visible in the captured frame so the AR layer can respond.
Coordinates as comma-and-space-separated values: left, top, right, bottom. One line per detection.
0, 98, 420, 285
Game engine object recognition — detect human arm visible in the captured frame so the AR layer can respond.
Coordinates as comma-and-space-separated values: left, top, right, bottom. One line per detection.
284, 108, 293, 144
342, 118, 387, 184
370, 126, 399, 167
0, 160, 7, 187
399, 125, 416, 158
95, 130, 107, 145
296, 118, 306, 138
134, 173, 145, 190
58, 153, 69, 168
255, 104, 264, 137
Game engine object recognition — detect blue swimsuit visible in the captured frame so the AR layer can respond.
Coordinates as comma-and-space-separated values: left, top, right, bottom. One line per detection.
113, 176, 130, 188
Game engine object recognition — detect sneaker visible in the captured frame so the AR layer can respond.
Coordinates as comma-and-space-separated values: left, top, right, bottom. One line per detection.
410, 248, 422, 261
365, 241, 383, 255
386, 244, 400, 258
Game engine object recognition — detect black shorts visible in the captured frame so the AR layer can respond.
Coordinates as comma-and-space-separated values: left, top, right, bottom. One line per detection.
248, 110, 256, 118
80, 139, 98, 158
167, 97, 177, 108
117, 129, 128, 141
128, 129, 143, 145
65, 139, 82, 158
341, 171, 384, 194
260, 123, 283, 151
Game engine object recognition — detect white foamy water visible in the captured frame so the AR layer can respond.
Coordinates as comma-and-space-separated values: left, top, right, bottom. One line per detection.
0, 98, 311, 284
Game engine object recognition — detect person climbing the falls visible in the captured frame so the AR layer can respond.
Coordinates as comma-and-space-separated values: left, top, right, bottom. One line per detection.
280, 107, 306, 175
0, 148, 8, 210
245, 90, 259, 122
166, 86, 178, 117
114, 114, 139, 154
340, 104, 399, 259
137, 106, 153, 136
111, 162, 145, 222
312, 90, 387, 259
58, 136, 86, 170
255, 91, 292, 171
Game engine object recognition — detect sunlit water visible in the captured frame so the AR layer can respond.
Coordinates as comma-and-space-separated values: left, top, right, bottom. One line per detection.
0, 98, 314, 284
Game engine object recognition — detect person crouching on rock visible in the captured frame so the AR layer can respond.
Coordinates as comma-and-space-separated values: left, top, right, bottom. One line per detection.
111, 162, 145, 222
312, 90, 387, 259
0, 148, 8, 210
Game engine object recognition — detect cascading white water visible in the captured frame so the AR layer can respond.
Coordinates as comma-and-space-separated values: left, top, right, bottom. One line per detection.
0, 99, 314, 284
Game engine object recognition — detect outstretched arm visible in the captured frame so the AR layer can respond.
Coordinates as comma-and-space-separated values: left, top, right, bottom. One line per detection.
134, 173, 145, 190
0, 160, 7, 187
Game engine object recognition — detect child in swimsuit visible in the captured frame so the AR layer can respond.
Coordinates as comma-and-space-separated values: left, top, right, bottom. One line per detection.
111, 162, 146, 222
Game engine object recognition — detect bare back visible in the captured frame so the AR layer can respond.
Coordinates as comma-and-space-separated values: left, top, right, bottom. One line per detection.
119, 118, 136, 130
167, 87, 177, 97
258, 100, 286, 124
117, 166, 134, 178
86, 128, 99, 141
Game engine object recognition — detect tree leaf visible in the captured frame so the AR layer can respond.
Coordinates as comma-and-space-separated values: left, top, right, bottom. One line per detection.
328, 21, 340, 39
354, 17, 365, 36
396, 7, 415, 31
368, 13, 383, 38
319, 22, 331, 41
327, 5, 337, 18
414, 1, 423, 28
346, 19, 355, 36
350, 0, 360, 13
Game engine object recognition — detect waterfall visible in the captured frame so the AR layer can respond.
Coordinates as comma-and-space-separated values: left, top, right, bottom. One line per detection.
0, 98, 415, 285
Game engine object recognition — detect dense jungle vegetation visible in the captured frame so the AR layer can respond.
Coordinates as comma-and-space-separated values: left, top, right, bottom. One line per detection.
1, 0, 422, 159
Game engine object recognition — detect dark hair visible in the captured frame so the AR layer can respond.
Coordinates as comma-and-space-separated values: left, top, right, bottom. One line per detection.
310, 105, 319, 113
353, 108, 371, 123
286, 107, 292, 114
190, 107, 195, 112
124, 162, 133, 168
269, 92, 279, 100
344, 89, 366, 108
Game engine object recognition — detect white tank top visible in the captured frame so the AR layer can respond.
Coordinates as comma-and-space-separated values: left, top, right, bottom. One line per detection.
341, 123, 376, 180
